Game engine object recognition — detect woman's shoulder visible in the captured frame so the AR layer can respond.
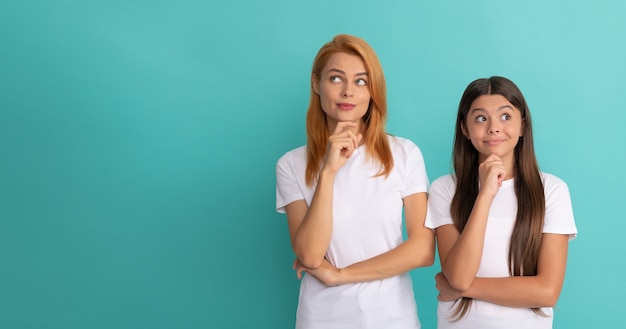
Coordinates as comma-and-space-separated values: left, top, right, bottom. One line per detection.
386, 135, 427, 167
277, 145, 307, 166
387, 134, 423, 154
388, 134, 416, 146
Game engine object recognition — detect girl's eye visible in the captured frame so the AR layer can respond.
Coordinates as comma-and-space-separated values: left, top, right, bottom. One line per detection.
501, 114, 512, 121
355, 78, 367, 86
475, 115, 487, 123
330, 76, 342, 83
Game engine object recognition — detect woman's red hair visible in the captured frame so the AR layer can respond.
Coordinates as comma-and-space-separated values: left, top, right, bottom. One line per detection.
305, 34, 392, 185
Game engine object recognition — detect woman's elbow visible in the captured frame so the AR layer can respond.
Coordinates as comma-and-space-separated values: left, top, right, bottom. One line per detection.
299, 256, 323, 269
292, 240, 326, 269
294, 249, 325, 269
415, 253, 435, 268
411, 239, 435, 268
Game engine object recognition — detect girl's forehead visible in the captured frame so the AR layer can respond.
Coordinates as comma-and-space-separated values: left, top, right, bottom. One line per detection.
470, 94, 511, 107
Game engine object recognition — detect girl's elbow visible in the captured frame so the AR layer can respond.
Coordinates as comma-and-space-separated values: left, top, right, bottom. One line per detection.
445, 274, 474, 292
541, 287, 562, 307
451, 280, 473, 292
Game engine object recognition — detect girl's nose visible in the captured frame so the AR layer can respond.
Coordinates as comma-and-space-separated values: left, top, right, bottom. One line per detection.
488, 125, 500, 134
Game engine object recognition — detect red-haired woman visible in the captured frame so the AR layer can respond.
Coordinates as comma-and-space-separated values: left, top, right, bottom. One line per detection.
276, 34, 434, 328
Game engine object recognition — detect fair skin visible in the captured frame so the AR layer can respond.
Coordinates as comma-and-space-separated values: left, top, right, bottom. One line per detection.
435, 94, 569, 308
284, 52, 434, 285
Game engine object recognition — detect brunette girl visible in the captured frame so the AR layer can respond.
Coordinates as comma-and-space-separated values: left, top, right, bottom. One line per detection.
426, 76, 577, 328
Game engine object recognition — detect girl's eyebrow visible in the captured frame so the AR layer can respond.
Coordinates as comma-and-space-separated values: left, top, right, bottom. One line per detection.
469, 105, 514, 114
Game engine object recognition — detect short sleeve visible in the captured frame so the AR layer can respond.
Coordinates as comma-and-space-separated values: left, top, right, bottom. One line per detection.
276, 151, 304, 214
542, 174, 578, 240
425, 175, 456, 229
399, 139, 430, 198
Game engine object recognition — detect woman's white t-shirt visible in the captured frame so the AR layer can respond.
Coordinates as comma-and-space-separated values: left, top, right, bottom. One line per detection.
425, 173, 578, 329
276, 136, 429, 329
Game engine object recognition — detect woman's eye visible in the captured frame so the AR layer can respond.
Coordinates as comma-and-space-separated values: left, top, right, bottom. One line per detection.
355, 78, 367, 86
330, 76, 342, 83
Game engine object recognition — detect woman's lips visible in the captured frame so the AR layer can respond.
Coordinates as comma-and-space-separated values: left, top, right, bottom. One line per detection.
337, 103, 355, 110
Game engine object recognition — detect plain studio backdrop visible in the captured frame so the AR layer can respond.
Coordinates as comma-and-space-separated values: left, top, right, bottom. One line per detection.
1, 1, 624, 328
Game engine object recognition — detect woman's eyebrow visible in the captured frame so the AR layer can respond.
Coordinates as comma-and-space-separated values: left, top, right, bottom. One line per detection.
327, 68, 368, 76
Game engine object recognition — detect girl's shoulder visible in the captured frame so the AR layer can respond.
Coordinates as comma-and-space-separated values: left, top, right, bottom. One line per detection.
540, 172, 569, 188
540, 172, 571, 196
430, 174, 456, 191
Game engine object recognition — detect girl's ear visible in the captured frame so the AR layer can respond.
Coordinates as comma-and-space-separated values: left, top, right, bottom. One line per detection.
460, 122, 470, 139
520, 117, 526, 137
312, 75, 320, 95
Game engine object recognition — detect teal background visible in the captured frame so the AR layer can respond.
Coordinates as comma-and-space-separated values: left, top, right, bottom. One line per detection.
1, 1, 624, 328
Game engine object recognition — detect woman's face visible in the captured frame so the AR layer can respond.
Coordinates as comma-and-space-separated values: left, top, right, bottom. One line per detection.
313, 52, 371, 133
462, 94, 525, 165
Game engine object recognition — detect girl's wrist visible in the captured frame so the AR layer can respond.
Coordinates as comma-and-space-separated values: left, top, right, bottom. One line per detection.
475, 192, 496, 204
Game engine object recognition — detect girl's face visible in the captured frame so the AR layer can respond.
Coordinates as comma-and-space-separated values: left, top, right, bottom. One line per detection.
313, 52, 371, 134
462, 94, 525, 165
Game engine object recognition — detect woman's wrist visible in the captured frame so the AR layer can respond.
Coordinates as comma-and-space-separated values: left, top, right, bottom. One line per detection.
319, 166, 338, 179
333, 267, 348, 285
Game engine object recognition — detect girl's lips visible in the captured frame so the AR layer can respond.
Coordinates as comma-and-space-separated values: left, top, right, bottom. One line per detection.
485, 139, 503, 145
337, 103, 355, 110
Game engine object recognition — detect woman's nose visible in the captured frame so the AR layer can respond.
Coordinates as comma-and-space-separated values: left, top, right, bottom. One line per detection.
342, 84, 354, 97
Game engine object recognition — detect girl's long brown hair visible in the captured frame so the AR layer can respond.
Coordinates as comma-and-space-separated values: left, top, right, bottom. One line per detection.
449, 76, 545, 320
304, 34, 392, 186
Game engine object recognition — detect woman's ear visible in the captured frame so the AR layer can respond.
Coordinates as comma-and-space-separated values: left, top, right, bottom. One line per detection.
312, 75, 319, 95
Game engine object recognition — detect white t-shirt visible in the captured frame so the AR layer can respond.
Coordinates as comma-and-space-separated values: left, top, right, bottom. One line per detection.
425, 173, 578, 329
276, 135, 429, 329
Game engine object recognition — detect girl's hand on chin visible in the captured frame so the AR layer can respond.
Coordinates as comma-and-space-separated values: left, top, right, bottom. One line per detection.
478, 154, 506, 197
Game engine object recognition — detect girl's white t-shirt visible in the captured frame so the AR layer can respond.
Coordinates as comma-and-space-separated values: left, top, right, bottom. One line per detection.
425, 173, 578, 329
